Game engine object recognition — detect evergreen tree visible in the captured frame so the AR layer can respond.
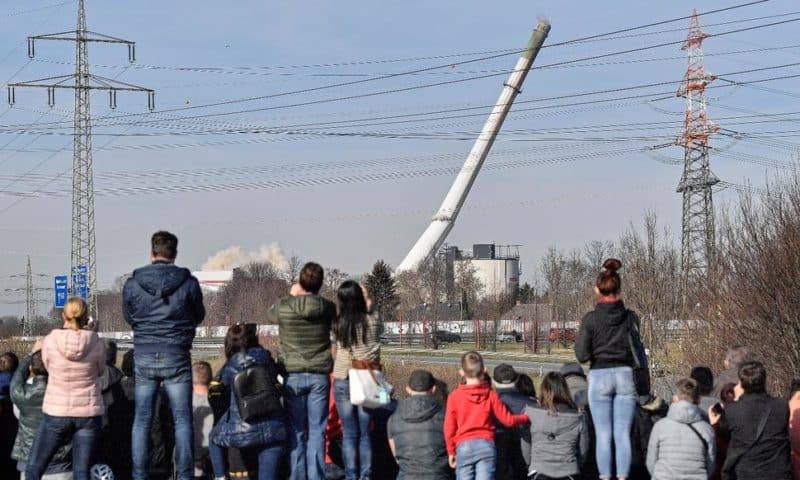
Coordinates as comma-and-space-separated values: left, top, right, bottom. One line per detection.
364, 260, 400, 322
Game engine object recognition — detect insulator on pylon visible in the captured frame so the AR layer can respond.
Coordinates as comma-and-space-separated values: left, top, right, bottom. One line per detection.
47, 88, 55, 107
109, 89, 117, 109
128, 44, 136, 64
147, 91, 155, 111
27, 38, 35, 58
7, 87, 15, 106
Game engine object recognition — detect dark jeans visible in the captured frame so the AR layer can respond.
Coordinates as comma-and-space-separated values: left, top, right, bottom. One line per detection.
25, 414, 101, 480
527, 474, 576, 480
333, 379, 373, 480
132, 352, 194, 480
285, 372, 330, 480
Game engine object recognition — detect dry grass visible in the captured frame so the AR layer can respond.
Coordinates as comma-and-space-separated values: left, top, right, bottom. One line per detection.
0, 338, 33, 358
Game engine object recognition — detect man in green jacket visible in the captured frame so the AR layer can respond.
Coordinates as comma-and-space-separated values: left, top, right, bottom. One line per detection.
268, 262, 336, 480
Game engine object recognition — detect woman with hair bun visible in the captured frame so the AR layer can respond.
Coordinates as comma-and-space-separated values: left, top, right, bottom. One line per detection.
25, 297, 106, 480
574, 259, 640, 480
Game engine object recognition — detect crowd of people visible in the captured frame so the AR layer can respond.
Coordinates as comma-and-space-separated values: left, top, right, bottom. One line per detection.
1, 231, 800, 480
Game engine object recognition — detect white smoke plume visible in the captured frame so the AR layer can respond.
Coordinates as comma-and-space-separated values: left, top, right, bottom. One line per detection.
201, 243, 289, 271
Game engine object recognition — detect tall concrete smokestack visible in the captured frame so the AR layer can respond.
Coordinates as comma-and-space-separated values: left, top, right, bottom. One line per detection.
398, 20, 551, 271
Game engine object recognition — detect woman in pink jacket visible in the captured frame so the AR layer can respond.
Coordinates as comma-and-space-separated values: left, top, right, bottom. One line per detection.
25, 297, 106, 480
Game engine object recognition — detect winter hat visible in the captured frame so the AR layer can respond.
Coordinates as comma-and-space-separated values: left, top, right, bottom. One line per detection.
408, 369, 435, 392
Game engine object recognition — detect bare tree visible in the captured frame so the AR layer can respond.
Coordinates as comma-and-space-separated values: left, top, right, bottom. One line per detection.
689, 172, 800, 391
285, 255, 304, 283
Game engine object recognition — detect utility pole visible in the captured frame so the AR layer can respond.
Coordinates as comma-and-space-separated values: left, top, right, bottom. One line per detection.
676, 9, 719, 282
8, 0, 155, 319
25, 256, 37, 337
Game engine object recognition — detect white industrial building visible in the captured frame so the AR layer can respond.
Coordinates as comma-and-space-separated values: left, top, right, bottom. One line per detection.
192, 270, 233, 293
448, 244, 520, 298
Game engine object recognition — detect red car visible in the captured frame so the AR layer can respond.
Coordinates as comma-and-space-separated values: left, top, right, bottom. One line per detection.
548, 327, 577, 343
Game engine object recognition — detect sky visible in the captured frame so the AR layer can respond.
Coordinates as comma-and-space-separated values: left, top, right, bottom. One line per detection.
0, 0, 798, 315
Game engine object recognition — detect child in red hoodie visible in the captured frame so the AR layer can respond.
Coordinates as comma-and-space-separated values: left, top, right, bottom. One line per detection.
444, 351, 529, 480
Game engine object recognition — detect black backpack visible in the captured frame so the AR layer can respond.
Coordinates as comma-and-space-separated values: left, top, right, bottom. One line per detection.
233, 361, 284, 423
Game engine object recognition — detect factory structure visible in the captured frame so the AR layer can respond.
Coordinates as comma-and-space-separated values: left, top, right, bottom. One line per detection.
444, 243, 521, 299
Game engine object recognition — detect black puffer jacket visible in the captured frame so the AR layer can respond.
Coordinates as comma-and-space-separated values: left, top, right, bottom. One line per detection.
123, 261, 205, 354
388, 395, 452, 480
575, 300, 638, 369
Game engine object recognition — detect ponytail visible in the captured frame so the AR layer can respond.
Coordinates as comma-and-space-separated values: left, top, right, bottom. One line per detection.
596, 258, 622, 296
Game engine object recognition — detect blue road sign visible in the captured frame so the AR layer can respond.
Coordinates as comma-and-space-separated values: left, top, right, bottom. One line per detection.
71, 264, 88, 300
54, 275, 68, 308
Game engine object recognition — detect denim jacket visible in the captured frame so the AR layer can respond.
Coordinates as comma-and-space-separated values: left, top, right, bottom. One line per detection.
210, 347, 287, 449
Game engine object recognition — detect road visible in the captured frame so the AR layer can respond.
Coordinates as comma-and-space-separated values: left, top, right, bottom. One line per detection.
384, 354, 573, 375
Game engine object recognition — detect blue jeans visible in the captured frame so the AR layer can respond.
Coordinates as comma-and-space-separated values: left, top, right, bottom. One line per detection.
25, 414, 101, 480
455, 439, 495, 480
588, 366, 637, 479
208, 443, 283, 480
285, 373, 330, 480
132, 352, 194, 480
333, 379, 373, 480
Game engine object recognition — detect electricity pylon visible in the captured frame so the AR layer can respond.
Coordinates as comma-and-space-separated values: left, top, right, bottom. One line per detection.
8, 0, 155, 319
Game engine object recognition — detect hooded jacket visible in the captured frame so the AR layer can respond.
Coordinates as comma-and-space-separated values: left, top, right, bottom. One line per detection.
575, 300, 638, 370
561, 363, 589, 409
388, 394, 451, 480
10, 354, 71, 468
526, 403, 589, 478
123, 262, 205, 354
646, 400, 715, 480
268, 294, 336, 374
41, 328, 106, 417
443, 383, 528, 455
495, 385, 536, 480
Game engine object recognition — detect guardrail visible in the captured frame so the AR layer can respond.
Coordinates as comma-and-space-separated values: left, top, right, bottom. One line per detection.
381, 346, 573, 361
112, 338, 573, 362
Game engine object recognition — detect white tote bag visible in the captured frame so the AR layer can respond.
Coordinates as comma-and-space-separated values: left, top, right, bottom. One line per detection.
348, 363, 392, 408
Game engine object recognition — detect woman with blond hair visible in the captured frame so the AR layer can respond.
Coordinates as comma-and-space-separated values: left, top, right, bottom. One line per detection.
25, 297, 106, 480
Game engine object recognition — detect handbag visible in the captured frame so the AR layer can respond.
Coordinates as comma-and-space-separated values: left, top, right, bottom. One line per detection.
348, 359, 392, 408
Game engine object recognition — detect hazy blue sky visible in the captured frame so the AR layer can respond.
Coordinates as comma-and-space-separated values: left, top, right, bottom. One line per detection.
0, 0, 798, 314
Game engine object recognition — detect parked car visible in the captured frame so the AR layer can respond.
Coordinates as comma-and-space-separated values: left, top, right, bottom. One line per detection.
430, 330, 462, 344
548, 327, 577, 343
495, 332, 517, 343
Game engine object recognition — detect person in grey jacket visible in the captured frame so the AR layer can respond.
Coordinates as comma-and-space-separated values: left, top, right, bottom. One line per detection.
525, 372, 588, 480
646, 378, 715, 480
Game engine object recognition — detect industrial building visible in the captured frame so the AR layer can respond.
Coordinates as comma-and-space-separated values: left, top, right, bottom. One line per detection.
445, 243, 521, 298
192, 270, 233, 293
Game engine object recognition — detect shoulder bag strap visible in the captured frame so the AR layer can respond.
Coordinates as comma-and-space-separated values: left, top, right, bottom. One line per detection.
685, 422, 710, 471
726, 401, 773, 473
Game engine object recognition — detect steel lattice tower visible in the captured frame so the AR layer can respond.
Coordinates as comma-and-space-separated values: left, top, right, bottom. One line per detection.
8, 0, 154, 319
676, 9, 719, 281
24, 256, 37, 336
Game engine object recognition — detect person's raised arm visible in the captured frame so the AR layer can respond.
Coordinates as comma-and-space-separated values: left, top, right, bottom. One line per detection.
9, 353, 34, 404
491, 390, 529, 427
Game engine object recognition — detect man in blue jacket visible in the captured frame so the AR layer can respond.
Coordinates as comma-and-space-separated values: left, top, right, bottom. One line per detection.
123, 231, 205, 480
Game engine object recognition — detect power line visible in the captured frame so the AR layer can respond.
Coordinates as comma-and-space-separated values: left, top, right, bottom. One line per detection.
6, 3, 788, 132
